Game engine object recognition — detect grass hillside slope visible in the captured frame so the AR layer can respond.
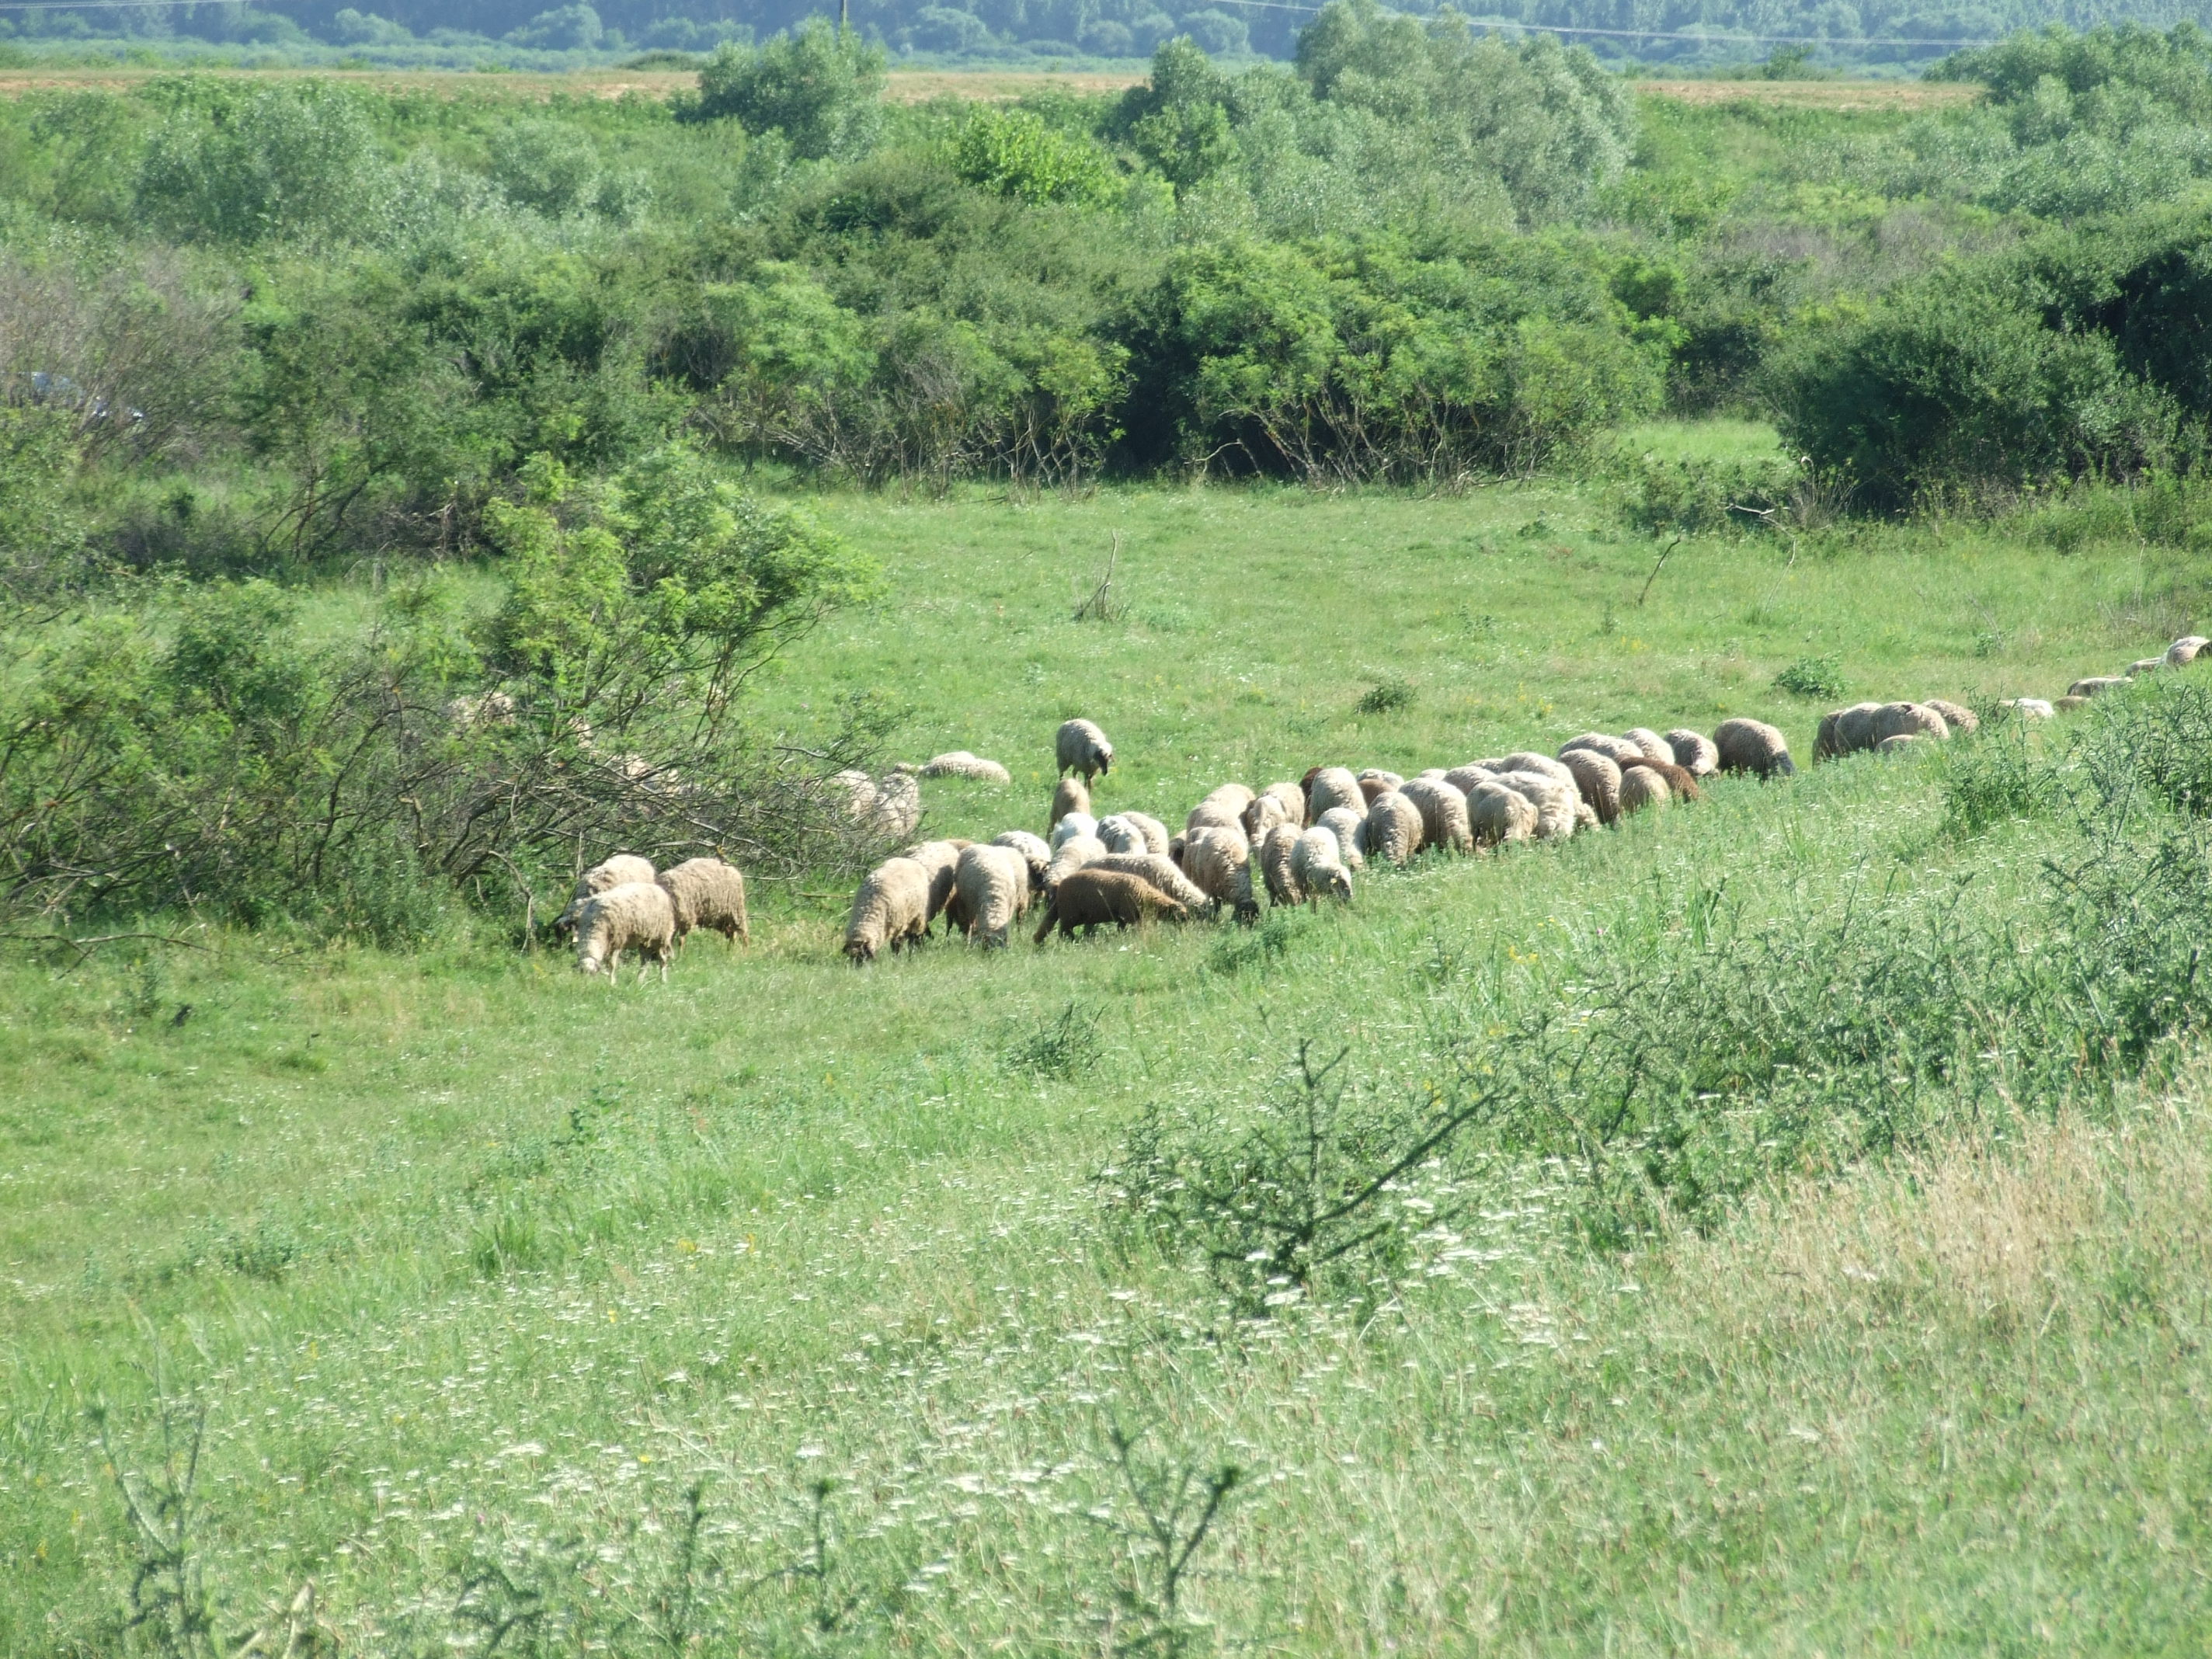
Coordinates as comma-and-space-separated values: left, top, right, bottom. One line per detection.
6, 468, 2212, 1653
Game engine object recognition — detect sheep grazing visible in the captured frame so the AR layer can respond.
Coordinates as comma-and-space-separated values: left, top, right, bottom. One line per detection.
902, 840, 971, 932
1467, 781, 1538, 846
557, 854, 657, 934
1056, 718, 1115, 784
1995, 697, 2056, 721
1495, 770, 1579, 840
1714, 718, 1795, 778
1498, 752, 1577, 791
1664, 729, 1720, 776
1399, 776, 1473, 854
1442, 764, 1497, 798
1561, 732, 1645, 767
1620, 755, 1701, 802
1622, 728, 1673, 763
1305, 767, 1364, 818
1362, 791, 1425, 866
1357, 769, 1404, 804
1089, 853, 1210, 912
1259, 823, 1305, 906
1314, 805, 1366, 870
575, 882, 676, 983
1291, 826, 1355, 904
2167, 635, 2207, 666
1559, 748, 1622, 825
1243, 781, 1306, 840
2068, 676, 2127, 699
656, 858, 750, 948
951, 843, 1031, 948
1187, 784, 1254, 836
870, 767, 922, 840
2129, 657, 2168, 677
1050, 775, 1091, 830
1051, 812, 1100, 850
1096, 814, 1148, 854
1045, 833, 1108, 893
992, 830, 1053, 892
1181, 827, 1259, 920
1123, 811, 1172, 856
1817, 702, 1880, 761
845, 857, 932, 964
1033, 868, 1187, 943
1922, 699, 1977, 734
2054, 694, 2092, 713
920, 751, 1011, 784
1617, 765, 1671, 815
830, 769, 879, 823
1877, 733, 1922, 754
1869, 702, 1951, 745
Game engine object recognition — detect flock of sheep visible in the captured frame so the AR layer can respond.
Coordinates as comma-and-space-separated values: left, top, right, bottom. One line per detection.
555, 631, 2209, 982
833, 714, 1789, 964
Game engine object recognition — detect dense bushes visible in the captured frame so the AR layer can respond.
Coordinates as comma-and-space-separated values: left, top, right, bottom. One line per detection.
0, 450, 882, 931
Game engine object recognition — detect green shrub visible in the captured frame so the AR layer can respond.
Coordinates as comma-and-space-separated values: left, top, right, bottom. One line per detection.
691, 21, 885, 162
1772, 655, 1846, 698
951, 108, 1118, 207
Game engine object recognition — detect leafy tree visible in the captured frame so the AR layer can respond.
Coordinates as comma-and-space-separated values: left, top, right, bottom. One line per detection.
951, 107, 1118, 206
691, 19, 886, 162
134, 79, 397, 245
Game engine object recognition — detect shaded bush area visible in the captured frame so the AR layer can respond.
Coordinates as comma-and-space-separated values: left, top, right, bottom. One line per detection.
0, 447, 883, 935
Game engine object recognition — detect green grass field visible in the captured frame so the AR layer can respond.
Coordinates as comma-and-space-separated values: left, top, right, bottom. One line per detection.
8, 447, 2212, 1654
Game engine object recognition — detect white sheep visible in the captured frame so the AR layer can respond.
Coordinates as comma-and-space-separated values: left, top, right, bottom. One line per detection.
920, 751, 1012, 784
1497, 752, 1577, 789
1185, 784, 1253, 836
1056, 718, 1115, 783
1713, 718, 1795, 778
1089, 853, 1211, 912
443, 690, 516, 731
870, 766, 922, 840
1622, 729, 1673, 763
1561, 733, 1645, 767
991, 830, 1053, 891
1122, 811, 1171, 856
1664, 729, 1720, 776
1558, 748, 1622, 825
1356, 769, 1405, 804
902, 839, 972, 932
576, 881, 676, 983
557, 854, 656, 934
656, 858, 750, 948
1817, 702, 1881, 761
1617, 766, 1671, 815
1290, 826, 1354, 904
1304, 767, 1364, 818
1868, 702, 1951, 745
952, 843, 1031, 948
1924, 699, 1979, 735
830, 769, 878, 823
1045, 833, 1108, 893
1362, 791, 1425, 866
1051, 812, 1100, 850
1050, 775, 1091, 831
1466, 781, 1537, 845
1495, 770, 1578, 840
1097, 812, 1170, 857
1398, 776, 1473, 854
1995, 697, 2056, 721
2129, 657, 2168, 677
1181, 827, 1258, 920
1442, 764, 1497, 800
1314, 805, 1366, 871
1258, 823, 1304, 906
845, 857, 931, 963
2167, 635, 2207, 666
2067, 676, 2127, 699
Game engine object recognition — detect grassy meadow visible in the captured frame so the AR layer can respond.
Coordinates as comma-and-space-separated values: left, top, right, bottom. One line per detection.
9, 440, 2212, 1653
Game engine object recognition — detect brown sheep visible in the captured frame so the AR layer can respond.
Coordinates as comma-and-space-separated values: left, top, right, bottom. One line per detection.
1619, 755, 1701, 801
1032, 868, 1187, 942
1049, 775, 1090, 832
1713, 718, 1795, 778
